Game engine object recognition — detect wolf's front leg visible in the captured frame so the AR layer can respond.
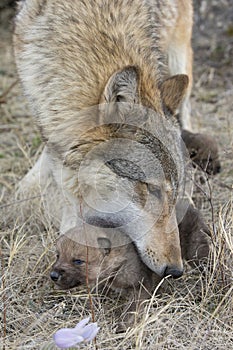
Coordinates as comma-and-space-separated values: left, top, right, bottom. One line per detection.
16, 146, 52, 196
168, 42, 193, 130
166, 2, 193, 131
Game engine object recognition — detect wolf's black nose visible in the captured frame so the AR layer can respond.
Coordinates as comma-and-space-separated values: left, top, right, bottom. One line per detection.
50, 270, 60, 281
164, 266, 183, 279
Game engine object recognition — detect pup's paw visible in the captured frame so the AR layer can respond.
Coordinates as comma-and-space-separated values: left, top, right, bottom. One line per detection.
181, 129, 221, 175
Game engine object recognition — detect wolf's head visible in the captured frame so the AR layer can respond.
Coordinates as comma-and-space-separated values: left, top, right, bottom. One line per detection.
53, 68, 190, 277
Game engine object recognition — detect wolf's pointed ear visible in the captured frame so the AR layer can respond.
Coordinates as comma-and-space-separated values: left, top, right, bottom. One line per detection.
97, 237, 111, 256
160, 74, 189, 115
100, 66, 139, 104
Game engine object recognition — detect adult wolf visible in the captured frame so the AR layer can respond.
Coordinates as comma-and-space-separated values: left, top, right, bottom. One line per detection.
14, 0, 195, 277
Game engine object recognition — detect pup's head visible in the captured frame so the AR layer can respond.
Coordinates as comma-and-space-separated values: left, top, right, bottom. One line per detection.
50, 229, 128, 290
182, 130, 221, 175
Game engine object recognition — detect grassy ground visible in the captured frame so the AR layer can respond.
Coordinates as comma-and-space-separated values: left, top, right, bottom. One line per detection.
0, 1, 232, 349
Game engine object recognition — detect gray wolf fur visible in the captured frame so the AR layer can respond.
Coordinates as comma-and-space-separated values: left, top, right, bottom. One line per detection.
14, 0, 202, 276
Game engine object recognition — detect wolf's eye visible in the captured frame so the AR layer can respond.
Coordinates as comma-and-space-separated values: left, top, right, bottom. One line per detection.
147, 184, 162, 199
56, 253, 59, 259
73, 259, 85, 265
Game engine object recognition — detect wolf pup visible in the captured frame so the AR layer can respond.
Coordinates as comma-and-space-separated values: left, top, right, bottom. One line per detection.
51, 228, 160, 330
14, 1, 199, 276
51, 208, 211, 330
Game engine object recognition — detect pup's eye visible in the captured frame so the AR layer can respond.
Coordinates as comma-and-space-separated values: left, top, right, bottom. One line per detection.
56, 253, 59, 259
73, 259, 85, 265
147, 184, 162, 199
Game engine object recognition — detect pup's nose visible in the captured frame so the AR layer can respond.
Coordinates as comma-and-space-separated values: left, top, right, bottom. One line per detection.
163, 266, 183, 279
50, 270, 61, 282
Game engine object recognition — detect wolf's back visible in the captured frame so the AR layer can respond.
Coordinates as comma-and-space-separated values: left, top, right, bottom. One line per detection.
13, 0, 181, 136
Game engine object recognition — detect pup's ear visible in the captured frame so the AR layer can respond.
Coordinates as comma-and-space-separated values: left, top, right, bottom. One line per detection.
97, 237, 111, 256
160, 74, 189, 115
100, 66, 139, 104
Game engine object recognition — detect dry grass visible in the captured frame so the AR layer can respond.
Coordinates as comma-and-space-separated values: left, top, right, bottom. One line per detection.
0, 2, 233, 349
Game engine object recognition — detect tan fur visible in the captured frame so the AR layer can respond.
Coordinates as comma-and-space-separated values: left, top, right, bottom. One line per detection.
14, 0, 195, 276
160, 75, 189, 114
160, 0, 193, 129
14, 0, 193, 136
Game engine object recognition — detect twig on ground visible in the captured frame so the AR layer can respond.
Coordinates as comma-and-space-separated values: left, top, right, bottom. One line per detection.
205, 174, 217, 237
212, 179, 233, 191
0, 243, 6, 350
0, 79, 18, 104
0, 195, 43, 209
80, 201, 98, 350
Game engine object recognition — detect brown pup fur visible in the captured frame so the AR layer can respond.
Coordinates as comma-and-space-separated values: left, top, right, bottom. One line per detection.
51, 230, 160, 331
182, 129, 221, 175
178, 205, 211, 269
51, 205, 211, 329
51, 231, 157, 292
